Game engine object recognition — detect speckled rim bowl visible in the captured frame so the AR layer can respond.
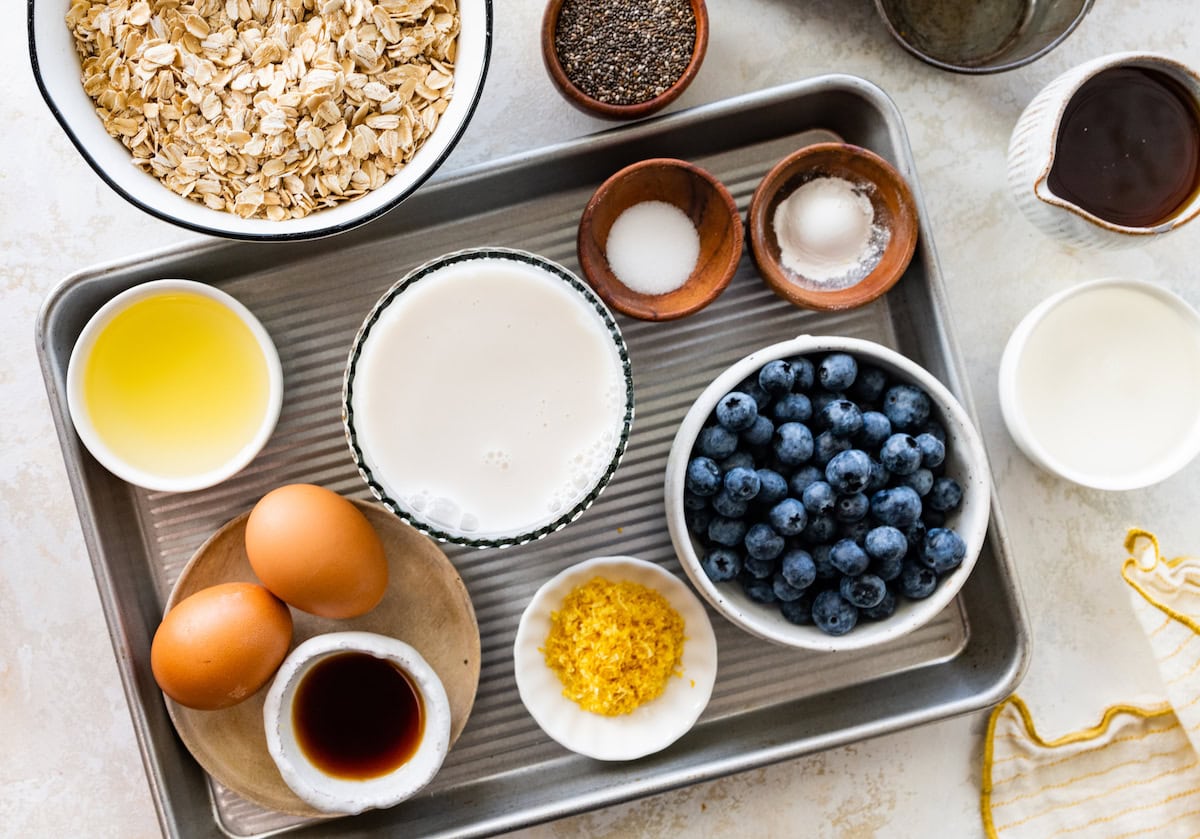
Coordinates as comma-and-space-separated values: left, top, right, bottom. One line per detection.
998, 278, 1200, 490
65, 279, 283, 493
27, 0, 492, 241
343, 247, 635, 549
512, 556, 717, 761
541, 0, 708, 120
263, 632, 452, 815
664, 335, 991, 653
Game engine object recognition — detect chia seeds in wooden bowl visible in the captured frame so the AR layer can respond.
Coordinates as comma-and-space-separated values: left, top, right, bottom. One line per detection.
541, 0, 709, 120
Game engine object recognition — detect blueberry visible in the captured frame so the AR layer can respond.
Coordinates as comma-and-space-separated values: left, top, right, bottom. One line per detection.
758, 359, 796, 394
819, 353, 858, 391
685, 456, 722, 496
826, 449, 873, 494
821, 399, 864, 438
840, 518, 872, 545
788, 464, 824, 496
707, 516, 746, 547
772, 574, 807, 602
745, 523, 785, 561
768, 497, 808, 536
812, 590, 859, 636
928, 477, 963, 512
697, 425, 738, 460
899, 560, 938, 599
742, 414, 775, 447
880, 433, 922, 476
899, 468, 934, 497
861, 589, 897, 620
835, 492, 869, 522
700, 547, 742, 582
849, 365, 888, 404
840, 573, 887, 609
866, 459, 891, 492
811, 543, 837, 579
684, 506, 713, 536
810, 389, 843, 419
744, 555, 776, 579
780, 548, 817, 589
858, 411, 892, 449
716, 392, 758, 432
802, 481, 836, 515
923, 509, 946, 529
736, 377, 773, 411
920, 419, 947, 443
755, 469, 789, 505
813, 430, 851, 465
772, 393, 813, 422
723, 466, 761, 502
830, 538, 870, 576
803, 514, 838, 546
683, 490, 708, 511
720, 451, 756, 472
788, 356, 816, 391
781, 592, 815, 625
922, 527, 967, 573
742, 577, 778, 603
773, 422, 815, 465
915, 433, 945, 468
711, 489, 749, 519
870, 486, 923, 528
905, 520, 927, 551
872, 552, 904, 582
883, 384, 931, 431
865, 525, 908, 563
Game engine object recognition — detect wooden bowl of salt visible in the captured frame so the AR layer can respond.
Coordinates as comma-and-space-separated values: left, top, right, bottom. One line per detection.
577, 158, 743, 322
748, 143, 919, 312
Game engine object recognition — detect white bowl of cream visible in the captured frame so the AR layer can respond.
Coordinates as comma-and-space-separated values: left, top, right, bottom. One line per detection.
999, 278, 1200, 490
343, 247, 635, 548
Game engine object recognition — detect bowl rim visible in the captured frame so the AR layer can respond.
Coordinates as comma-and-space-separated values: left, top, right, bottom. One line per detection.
997, 277, 1200, 491
27, 0, 494, 241
576, 157, 743, 321
512, 555, 718, 761
65, 278, 284, 493
664, 335, 992, 652
342, 246, 635, 549
540, 0, 709, 120
748, 142, 918, 312
872, 0, 1095, 75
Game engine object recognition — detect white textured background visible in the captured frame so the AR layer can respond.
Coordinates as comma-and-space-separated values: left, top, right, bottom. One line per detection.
4, 0, 1200, 836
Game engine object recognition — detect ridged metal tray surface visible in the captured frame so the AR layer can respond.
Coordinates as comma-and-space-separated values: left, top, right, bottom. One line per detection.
37, 76, 1030, 839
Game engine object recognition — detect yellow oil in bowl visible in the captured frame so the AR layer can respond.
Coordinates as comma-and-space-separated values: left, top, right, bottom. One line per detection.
68, 281, 282, 491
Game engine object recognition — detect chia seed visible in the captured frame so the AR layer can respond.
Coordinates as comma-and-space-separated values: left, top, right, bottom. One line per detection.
554, 0, 697, 106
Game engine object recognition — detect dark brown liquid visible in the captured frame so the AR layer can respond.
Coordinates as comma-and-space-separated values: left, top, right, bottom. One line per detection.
1047, 67, 1200, 228
292, 652, 424, 780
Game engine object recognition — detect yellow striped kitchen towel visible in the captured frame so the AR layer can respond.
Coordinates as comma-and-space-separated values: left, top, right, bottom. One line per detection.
981, 530, 1200, 838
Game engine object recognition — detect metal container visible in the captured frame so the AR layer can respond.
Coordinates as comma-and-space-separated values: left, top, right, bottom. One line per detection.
37, 75, 1030, 839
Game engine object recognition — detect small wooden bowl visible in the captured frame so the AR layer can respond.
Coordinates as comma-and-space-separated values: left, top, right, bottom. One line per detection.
577, 158, 743, 321
541, 0, 709, 120
748, 143, 919, 311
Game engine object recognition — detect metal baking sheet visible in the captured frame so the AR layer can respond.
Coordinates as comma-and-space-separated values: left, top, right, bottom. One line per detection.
37, 75, 1030, 839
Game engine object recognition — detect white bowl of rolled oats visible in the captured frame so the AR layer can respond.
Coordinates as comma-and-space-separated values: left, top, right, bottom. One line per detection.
30, 0, 491, 240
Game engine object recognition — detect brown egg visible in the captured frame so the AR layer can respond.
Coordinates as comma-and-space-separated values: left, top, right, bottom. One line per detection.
151, 582, 293, 711
245, 484, 388, 619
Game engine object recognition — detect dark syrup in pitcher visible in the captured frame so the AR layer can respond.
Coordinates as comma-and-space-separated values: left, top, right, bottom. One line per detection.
1047, 67, 1200, 228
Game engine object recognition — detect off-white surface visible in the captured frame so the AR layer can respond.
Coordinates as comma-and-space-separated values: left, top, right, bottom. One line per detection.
4, 2, 1199, 837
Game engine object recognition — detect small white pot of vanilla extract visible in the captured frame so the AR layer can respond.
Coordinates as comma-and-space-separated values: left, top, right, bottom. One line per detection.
999, 278, 1200, 490
263, 632, 451, 815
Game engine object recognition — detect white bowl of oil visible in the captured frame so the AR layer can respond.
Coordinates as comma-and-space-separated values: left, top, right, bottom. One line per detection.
66, 279, 283, 492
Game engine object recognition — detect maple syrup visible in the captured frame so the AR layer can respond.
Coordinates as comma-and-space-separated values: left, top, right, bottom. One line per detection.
1047, 67, 1200, 228
292, 652, 424, 780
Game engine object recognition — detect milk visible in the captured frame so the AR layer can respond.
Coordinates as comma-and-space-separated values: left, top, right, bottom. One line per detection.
352, 256, 628, 537
1015, 284, 1200, 479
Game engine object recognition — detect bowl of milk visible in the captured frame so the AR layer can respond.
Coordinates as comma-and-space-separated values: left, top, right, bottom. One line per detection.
343, 248, 635, 548
999, 278, 1200, 490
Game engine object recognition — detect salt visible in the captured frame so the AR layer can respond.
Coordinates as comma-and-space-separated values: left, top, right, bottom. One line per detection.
605, 200, 700, 296
772, 176, 890, 290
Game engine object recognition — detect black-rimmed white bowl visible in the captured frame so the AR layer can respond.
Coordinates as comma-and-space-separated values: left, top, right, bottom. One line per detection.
343, 247, 635, 549
28, 0, 492, 241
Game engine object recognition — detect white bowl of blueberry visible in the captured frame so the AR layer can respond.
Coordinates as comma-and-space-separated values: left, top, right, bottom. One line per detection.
664, 336, 991, 652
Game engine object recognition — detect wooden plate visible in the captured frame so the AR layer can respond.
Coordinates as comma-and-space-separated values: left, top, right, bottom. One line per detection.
162, 501, 480, 817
